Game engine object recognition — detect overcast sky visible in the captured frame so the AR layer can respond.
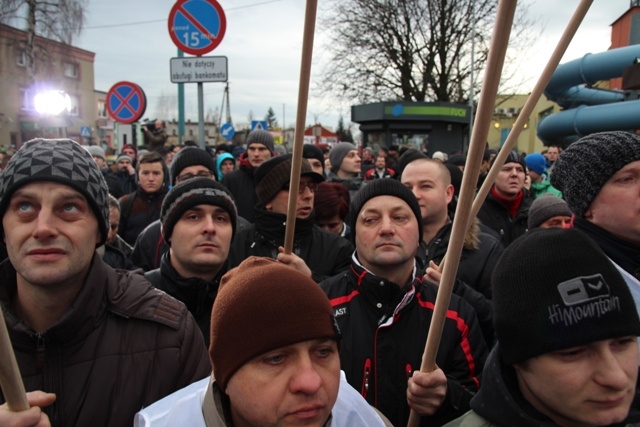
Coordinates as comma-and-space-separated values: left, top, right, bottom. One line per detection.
76, 0, 630, 131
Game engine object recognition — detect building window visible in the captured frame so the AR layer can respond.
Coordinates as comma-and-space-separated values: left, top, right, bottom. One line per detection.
16, 50, 27, 67
97, 100, 107, 118
68, 94, 80, 116
19, 88, 35, 111
189, 129, 193, 136
63, 62, 79, 79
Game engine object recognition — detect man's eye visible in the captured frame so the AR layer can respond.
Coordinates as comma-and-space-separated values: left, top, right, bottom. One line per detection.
18, 202, 32, 212
62, 204, 80, 213
264, 354, 285, 365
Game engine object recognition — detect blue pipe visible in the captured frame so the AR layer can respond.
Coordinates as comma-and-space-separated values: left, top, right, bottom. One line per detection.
538, 44, 640, 144
537, 100, 640, 145
545, 44, 640, 99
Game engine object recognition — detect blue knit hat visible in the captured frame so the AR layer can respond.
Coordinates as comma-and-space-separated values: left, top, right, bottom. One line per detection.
525, 152, 547, 176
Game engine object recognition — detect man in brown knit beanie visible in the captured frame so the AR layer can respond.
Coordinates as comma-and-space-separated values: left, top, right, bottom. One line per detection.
135, 257, 390, 426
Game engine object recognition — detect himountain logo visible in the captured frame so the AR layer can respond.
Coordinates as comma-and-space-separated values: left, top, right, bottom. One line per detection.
548, 274, 620, 326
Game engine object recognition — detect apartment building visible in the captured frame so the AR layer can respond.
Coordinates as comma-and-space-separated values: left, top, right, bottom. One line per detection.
0, 23, 108, 150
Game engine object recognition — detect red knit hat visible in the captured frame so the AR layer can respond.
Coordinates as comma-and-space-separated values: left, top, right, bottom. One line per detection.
209, 257, 340, 390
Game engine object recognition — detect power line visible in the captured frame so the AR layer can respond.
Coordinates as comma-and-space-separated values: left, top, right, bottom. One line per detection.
84, 0, 283, 30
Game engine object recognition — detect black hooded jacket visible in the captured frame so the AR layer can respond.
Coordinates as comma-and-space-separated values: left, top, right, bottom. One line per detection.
228, 207, 353, 283
145, 252, 226, 346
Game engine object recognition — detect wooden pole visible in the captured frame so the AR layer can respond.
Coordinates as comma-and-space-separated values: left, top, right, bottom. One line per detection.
0, 306, 29, 412
408, 1, 593, 425
407, 0, 517, 425
469, 0, 593, 221
283, 0, 318, 254
439, 0, 593, 272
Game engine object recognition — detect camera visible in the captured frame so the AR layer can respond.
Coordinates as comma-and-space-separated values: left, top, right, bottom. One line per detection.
139, 118, 157, 133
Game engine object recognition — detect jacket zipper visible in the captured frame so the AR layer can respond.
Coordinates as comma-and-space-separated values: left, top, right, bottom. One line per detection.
361, 358, 371, 399
36, 332, 45, 373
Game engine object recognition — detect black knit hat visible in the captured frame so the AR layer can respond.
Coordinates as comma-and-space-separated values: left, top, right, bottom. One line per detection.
0, 138, 109, 246
169, 147, 216, 185
490, 149, 526, 171
210, 256, 340, 390
395, 148, 428, 179
550, 131, 640, 217
302, 144, 325, 173
492, 228, 640, 365
246, 129, 275, 154
527, 194, 572, 229
160, 177, 237, 243
254, 154, 324, 205
349, 178, 423, 244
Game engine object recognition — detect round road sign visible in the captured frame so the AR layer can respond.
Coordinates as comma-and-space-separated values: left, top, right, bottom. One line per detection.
106, 81, 147, 124
168, 0, 227, 56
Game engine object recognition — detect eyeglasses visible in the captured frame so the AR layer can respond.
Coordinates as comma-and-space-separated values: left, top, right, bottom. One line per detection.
281, 181, 318, 194
176, 171, 213, 183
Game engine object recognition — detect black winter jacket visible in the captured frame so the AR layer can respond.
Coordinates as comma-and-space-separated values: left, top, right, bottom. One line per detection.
118, 187, 168, 246
228, 208, 353, 283
476, 189, 532, 247
418, 220, 502, 344
145, 253, 226, 346
220, 160, 257, 222
320, 258, 488, 427
0, 255, 211, 427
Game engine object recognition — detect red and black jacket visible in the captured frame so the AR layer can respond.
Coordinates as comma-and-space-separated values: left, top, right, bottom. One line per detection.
320, 257, 488, 427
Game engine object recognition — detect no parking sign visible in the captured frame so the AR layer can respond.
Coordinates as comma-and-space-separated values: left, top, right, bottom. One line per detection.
106, 81, 147, 124
168, 0, 227, 55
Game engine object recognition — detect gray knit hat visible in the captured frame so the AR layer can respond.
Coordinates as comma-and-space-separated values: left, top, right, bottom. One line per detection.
349, 178, 423, 244
246, 129, 275, 154
329, 142, 357, 174
161, 177, 237, 243
0, 138, 110, 246
493, 228, 640, 365
551, 131, 640, 217
85, 145, 106, 161
527, 194, 572, 229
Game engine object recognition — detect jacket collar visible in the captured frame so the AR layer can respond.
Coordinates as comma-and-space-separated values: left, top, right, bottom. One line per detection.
158, 252, 224, 317
252, 207, 315, 243
0, 254, 110, 346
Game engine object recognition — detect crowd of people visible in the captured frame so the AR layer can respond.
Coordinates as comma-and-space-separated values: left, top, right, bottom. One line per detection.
0, 128, 639, 427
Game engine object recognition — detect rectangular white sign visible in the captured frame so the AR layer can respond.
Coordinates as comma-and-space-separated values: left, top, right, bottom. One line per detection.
170, 56, 228, 83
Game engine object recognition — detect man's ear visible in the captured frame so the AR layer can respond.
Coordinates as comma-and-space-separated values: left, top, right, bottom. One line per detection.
265, 203, 273, 211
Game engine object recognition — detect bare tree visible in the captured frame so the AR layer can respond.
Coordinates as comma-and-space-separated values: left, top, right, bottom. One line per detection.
0, 0, 87, 80
316, 0, 535, 105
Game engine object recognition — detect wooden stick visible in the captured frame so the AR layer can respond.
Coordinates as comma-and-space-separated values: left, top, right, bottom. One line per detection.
409, 1, 593, 425
0, 306, 29, 411
283, 0, 318, 254
469, 0, 593, 221
439, 0, 593, 272
407, 1, 518, 425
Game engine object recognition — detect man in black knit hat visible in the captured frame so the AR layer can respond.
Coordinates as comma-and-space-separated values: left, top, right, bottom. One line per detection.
551, 130, 640, 318
0, 138, 210, 427
130, 146, 217, 271
227, 154, 353, 282
446, 228, 640, 427
320, 179, 487, 427
477, 150, 532, 247
221, 129, 274, 222
144, 178, 237, 346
